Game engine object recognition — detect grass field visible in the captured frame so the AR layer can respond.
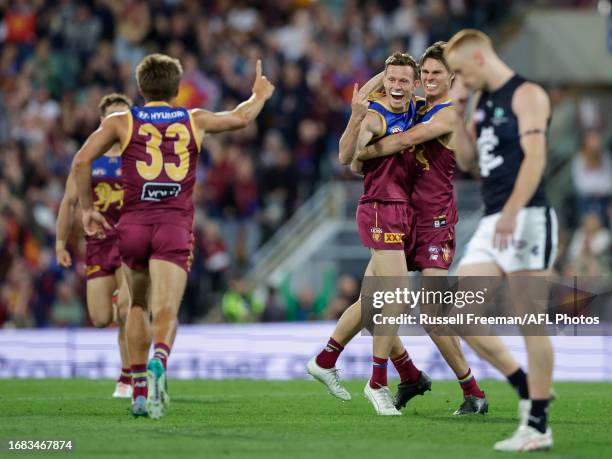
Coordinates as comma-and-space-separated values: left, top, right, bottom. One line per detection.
1, 379, 611, 458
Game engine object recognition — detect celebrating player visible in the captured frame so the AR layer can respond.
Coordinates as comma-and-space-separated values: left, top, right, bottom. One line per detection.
444, 29, 556, 451
358, 42, 488, 415
71, 54, 274, 418
56, 93, 134, 399
308, 53, 427, 416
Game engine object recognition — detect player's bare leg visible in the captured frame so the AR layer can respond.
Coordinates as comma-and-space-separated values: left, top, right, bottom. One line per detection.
123, 264, 151, 416
458, 263, 531, 409
86, 274, 131, 397
422, 267, 487, 414
86, 276, 116, 328
145, 259, 187, 419
495, 270, 554, 451
112, 268, 132, 398
494, 269, 554, 451
306, 263, 374, 401
362, 249, 409, 415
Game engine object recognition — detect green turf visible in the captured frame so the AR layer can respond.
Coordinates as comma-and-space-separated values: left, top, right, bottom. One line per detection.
1, 379, 610, 458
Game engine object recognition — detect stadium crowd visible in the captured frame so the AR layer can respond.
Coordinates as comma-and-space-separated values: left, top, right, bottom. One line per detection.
0, 0, 610, 327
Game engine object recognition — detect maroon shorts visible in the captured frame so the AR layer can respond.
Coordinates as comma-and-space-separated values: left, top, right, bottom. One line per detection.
85, 235, 121, 280
117, 222, 193, 272
356, 201, 415, 252
407, 225, 456, 271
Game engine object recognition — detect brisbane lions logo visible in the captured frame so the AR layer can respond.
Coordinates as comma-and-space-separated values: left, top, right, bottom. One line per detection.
94, 182, 124, 211
411, 144, 430, 171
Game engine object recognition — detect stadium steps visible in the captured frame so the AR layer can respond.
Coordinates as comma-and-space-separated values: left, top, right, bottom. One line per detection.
247, 180, 485, 289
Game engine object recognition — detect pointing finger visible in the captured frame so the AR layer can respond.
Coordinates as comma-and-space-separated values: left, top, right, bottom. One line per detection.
256, 59, 262, 78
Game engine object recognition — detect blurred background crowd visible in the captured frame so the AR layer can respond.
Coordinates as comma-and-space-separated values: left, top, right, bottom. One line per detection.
1, 0, 610, 328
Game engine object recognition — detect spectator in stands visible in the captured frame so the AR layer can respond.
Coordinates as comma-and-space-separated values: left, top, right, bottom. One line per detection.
281, 268, 336, 321
564, 212, 611, 276
572, 129, 612, 227
0, 0, 531, 327
50, 279, 85, 327
221, 276, 264, 323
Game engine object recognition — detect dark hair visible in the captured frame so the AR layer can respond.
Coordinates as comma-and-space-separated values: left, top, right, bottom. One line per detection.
419, 41, 451, 72
384, 52, 418, 80
135, 53, 183, 102
98, 93, 132, 116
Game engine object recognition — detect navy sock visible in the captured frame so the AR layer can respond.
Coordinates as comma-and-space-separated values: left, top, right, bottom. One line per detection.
527, 399, 549, 433
507, 368, 529, 399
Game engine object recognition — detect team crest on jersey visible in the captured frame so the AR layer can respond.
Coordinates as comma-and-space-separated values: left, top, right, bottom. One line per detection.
370, 227, 383, 242
414, 144, 430, 171
93, 182, 124, 211
492, 107, 508, 126
390, 125, 404, 134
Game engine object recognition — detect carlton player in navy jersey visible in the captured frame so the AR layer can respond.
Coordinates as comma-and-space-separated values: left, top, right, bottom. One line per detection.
56, 94, 134, 399
71, 54, 274, 419
445, 30, 556, 451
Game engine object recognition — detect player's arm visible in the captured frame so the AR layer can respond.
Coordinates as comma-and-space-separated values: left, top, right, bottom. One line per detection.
191, 60, 274, 136
503, 83, 550, 212
55, 172, 78, 267
72, 115, 122, 236
357, 107, 456, 160
494, 83, 550, 249
348, 115, 379, 173
338, 83, 370, 165
358, 71, 384, 98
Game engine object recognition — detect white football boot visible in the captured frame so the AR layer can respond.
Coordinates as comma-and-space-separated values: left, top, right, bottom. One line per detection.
306, 357, 351, 401
494, 425, 553, 452
364, 382, 402, 416
112, 382, 132, 399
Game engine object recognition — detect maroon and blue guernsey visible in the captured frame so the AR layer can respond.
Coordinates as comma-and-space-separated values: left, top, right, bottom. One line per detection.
359, 95, 417, 203
89, 154, 122, 239
410, 98, 458, 229
120, 102, 201, 230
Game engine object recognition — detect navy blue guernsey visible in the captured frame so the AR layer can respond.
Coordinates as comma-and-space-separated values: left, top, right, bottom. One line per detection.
474, 75, 548, 215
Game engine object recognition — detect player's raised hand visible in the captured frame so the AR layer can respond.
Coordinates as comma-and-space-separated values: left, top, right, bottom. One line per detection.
351, 83, 369, 121
252, 59, 275, 100
82, 209, 112, 240
56, 247, 72, 268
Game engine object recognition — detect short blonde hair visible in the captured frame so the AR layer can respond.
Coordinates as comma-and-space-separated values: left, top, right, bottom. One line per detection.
444, 29, 493, 57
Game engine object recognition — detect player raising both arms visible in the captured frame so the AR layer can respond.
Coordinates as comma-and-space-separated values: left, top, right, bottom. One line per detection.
358, 42, 489, 414
56, 93, 134, 399
444, 29, 556, 451
71, 54, 274, 418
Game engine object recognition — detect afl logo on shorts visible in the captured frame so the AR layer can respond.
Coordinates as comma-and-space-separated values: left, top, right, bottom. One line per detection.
370, 227, 383, 242
390, 125, 403, 134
